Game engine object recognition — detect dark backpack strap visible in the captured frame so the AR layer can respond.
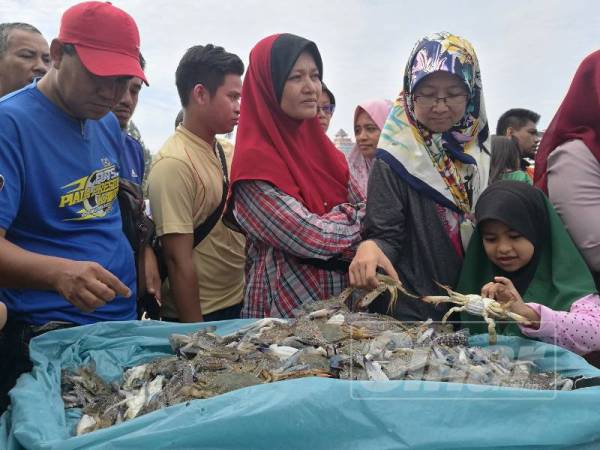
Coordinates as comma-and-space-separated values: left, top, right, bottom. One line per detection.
192, 142, 229, 248
155, 142, 230, 284
118, 178, 154, 253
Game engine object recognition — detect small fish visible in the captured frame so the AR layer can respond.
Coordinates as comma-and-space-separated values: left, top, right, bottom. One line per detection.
364, 357, 389, 382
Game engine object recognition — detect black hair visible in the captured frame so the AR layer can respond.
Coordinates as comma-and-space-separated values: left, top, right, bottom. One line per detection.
175, 44, 244, 107
321, 82, 335, 106
0, 23, 43, 57
174, 109, 183, 129
61, 42, 77, 56
489, 135, 522, 184
139, 52, 146, 71
270, 34, 323, 104
496, 108, 540, 135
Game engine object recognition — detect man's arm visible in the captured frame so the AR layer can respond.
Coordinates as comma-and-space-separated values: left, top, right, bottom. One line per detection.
160, 233, 203, 322
0, 229, 131, 312
137, 245, 161, 302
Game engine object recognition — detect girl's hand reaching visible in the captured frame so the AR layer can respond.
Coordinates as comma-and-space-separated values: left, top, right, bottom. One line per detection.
481, 276, 523, 307
481, 276, 540, 327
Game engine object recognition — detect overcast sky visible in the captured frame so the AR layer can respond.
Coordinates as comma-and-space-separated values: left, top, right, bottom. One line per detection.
3, 0, 599, 151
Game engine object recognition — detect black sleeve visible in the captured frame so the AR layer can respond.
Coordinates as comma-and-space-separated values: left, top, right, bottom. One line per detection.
362, 159, 407, 265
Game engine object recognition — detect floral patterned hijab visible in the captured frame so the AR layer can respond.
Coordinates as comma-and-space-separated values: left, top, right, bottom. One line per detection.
376, 32, 490, 214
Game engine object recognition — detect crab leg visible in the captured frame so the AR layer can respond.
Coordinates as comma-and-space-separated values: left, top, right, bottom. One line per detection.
482, 309, 497, 345
337, 287, 355, 304
356, 284, 388, 309
420, 295, 458, 305
500, 310, 532, 325
441, 305, 467, 323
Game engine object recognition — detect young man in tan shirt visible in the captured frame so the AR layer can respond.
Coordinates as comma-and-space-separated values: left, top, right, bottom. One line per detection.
147, 45, 245, 322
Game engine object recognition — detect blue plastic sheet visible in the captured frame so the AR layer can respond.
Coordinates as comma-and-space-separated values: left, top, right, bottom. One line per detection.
1, 319, 600, 450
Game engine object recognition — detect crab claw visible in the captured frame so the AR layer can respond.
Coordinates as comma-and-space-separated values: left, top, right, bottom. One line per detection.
419, 295, 453, 305
354, 275, 418, 314
356, 283, 391, 310
432, 280, 457, 296
377, 275, 418, 299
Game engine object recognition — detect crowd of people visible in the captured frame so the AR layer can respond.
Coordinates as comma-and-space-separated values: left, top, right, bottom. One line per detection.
0, 1, 599, 412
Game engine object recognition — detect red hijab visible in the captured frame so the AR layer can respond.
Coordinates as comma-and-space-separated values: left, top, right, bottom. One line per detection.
229, 33, 349, 215
534, 50, 600, 193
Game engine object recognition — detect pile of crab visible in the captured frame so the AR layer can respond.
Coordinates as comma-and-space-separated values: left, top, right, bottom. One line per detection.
62, 277, 572, 436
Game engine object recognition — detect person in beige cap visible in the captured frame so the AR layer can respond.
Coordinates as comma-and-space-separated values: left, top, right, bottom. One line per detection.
0, 1, 147, 412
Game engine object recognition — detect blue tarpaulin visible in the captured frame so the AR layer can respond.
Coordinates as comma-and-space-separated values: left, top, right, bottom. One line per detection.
1, 319, 600, 450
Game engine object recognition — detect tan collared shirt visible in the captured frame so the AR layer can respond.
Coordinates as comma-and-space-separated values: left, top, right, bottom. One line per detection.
147, 125, 245, 316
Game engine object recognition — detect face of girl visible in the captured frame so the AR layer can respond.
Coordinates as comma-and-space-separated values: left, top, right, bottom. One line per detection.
280, 51, 322, 120
354, 109, 381, 159
412, 71, 468, 133
480, 219, 534, 272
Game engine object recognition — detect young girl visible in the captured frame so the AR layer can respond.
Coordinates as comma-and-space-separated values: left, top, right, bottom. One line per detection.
457, 181, 600, 356
489, 135, 532, 185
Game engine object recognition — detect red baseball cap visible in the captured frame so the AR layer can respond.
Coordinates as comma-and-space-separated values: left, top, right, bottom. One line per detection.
58, 1, 148, 85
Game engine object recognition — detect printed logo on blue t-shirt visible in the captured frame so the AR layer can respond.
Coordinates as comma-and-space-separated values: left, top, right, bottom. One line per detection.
58, 158, 119, 221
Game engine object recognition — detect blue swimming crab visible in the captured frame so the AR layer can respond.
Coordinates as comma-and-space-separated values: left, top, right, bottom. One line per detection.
323, 274, 416, 313
420, 283, 532, 345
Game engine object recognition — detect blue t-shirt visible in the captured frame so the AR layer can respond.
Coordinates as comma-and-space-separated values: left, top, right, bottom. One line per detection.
120, 133, 145, 184
0, 84, 136, 325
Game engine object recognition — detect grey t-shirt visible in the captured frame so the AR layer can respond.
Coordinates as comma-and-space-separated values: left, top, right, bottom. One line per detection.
547, 139, 600, 280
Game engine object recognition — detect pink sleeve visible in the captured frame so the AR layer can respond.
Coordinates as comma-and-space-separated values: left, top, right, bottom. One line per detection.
519, 295, 600, 355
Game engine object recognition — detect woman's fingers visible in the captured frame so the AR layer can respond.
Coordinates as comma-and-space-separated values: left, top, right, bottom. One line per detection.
365, 259, 379, 289
378, 253, 399, 283
350, 241, 379, 287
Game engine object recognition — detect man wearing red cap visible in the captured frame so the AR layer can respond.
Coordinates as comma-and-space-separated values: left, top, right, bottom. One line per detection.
0, 2, 146, 411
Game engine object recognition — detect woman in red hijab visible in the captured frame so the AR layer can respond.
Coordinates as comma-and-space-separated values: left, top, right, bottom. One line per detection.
534, 50, 600, 288
228, 34, 365, 318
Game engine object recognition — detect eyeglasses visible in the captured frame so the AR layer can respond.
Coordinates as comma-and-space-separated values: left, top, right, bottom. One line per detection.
317, 104, 335, 115
413, 94, 468, 108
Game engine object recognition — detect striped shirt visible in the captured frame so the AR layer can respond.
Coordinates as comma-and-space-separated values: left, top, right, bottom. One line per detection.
233, 179, 365, 318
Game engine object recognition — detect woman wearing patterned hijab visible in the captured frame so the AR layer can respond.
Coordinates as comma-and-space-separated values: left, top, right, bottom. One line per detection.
349, 32, 490, 321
